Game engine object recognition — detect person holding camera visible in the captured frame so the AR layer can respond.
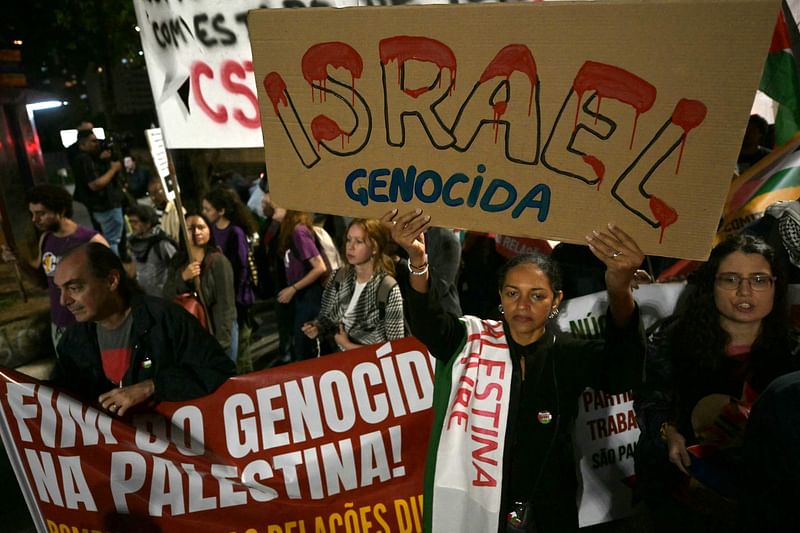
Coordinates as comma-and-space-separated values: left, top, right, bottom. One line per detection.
70, 129, 124, 256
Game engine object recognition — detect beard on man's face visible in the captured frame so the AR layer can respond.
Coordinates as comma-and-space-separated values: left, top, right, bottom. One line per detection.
37, 218, 61, 233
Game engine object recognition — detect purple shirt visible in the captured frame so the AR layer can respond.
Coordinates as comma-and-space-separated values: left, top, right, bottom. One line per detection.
284, 225, 321, 285
211, 223, 255, 308
42, 226, 98, 327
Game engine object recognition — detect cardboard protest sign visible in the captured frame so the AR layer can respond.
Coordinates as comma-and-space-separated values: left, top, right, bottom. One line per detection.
556, 282, 685, 527
249, 0, 779, 260
0, 339, 434, 532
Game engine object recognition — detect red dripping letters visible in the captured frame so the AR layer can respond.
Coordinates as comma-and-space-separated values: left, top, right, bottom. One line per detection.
263, 37, 708, 240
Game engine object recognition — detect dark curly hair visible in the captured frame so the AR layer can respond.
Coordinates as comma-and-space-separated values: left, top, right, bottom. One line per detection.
27, 184, 73, 219
204, 187, 258, 235
126, 204, 159, 227
669, 233, 794, 394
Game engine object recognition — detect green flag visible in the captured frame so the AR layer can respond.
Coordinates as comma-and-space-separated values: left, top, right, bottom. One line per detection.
760, 7, 800, 145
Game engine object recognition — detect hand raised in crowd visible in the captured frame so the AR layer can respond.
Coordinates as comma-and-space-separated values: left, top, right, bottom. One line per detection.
662, 424, 691, 475
302, 321, 319, 340
380, 208, 431, 263
98, 380, 155, 417
585, 224, 645, 327
181, 261, 201, 282
585, 223, 645, 294
111, 160, 123, 173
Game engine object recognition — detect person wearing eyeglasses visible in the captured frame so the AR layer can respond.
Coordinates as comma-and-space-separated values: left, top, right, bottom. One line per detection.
634, 233, 800, 532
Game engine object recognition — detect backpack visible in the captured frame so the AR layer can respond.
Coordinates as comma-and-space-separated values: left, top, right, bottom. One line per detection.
292, 225, 343, 287
331, 268, 397, 320
220, 227, 260, 290
137, 232, 177, 264
314, 269, 406, 356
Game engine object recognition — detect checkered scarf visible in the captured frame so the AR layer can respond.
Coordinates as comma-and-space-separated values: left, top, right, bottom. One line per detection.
769, 201, 800, 268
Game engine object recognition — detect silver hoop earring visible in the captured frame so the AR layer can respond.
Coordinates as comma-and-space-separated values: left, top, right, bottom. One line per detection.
498, 304, 504, 315
547, 308, 559, 319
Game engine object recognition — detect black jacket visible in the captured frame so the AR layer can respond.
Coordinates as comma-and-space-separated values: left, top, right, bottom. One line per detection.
71, 151, 123, 212
52, 295, 235, 402
407, 288, 644, 533
634, 319, 800, 502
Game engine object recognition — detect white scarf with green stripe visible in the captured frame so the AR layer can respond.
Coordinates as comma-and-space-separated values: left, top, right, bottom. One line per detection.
427, 316, 513, 532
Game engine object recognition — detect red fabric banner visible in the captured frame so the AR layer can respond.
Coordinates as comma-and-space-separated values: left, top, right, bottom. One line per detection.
0, 338, 434, 533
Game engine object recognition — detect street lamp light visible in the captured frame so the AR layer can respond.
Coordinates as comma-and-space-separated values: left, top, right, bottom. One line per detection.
25, 100, 68, 125
25, 100, 65, 113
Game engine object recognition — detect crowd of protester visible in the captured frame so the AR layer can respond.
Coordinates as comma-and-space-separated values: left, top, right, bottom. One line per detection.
1, 112, 797, 532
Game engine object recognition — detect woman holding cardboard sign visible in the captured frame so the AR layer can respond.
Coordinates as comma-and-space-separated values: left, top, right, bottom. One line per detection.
383, 208, 645, 533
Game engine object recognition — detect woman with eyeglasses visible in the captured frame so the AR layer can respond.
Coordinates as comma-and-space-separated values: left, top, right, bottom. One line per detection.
635, 233, 800, 532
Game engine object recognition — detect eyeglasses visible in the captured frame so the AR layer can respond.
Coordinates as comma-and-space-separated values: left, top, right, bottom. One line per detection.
714, 273, 776, 291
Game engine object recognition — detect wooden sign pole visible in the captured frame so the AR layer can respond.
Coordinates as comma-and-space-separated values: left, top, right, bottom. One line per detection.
167, 156, 215, 336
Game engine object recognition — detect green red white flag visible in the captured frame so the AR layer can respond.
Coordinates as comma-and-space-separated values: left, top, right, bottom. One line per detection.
658, 131, 800, 280
425, 317, 512, 532
760, 5, 800, 145
717, 133, 800, 243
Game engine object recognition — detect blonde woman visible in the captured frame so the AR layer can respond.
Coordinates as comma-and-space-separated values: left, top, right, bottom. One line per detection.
302, 218, 404, 352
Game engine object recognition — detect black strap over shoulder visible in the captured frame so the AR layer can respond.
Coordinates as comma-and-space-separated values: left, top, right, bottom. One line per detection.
331, 269, 397, 321
138, 232, 175, 263
376, 274, 397, 321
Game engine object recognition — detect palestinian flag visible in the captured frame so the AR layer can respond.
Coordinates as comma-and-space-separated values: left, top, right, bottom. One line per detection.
657, 135, 800, 280
424, 317, 512, 532
760, 6, 800, 145
717, 133, 800, 243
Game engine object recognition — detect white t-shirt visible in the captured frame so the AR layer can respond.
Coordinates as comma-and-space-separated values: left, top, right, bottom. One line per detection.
342, 280, 367, 330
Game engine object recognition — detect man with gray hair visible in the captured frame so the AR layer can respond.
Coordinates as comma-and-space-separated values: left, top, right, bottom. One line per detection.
52, 242, 234, 415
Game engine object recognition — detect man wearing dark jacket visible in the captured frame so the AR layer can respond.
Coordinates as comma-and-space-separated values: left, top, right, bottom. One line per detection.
71, 129, 124, 255
51, 242, 235, 416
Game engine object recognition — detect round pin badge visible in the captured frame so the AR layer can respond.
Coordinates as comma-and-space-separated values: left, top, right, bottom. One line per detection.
537, 411, 553, 424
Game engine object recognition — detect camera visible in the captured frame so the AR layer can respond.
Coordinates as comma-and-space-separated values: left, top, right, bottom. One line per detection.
99, 131, 133, 162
